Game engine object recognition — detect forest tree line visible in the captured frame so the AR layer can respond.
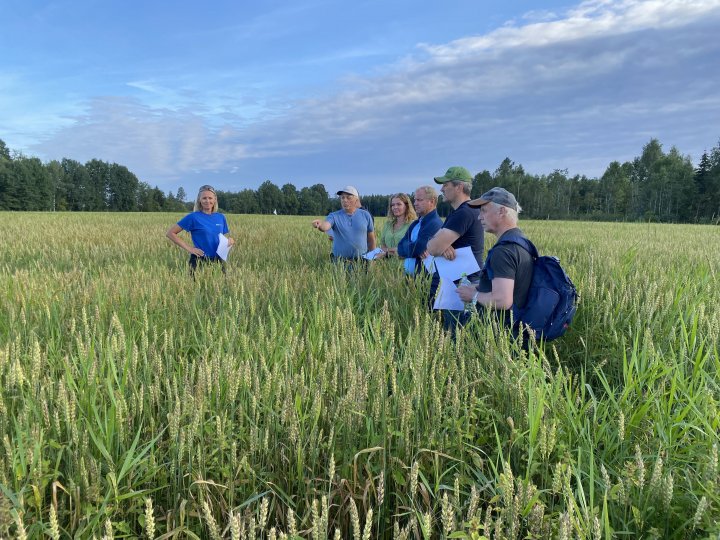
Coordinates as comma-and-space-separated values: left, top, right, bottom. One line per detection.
0, 140, 187, 213
1, 137, 719, 223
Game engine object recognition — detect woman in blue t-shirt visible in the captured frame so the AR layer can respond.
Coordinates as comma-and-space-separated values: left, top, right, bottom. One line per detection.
166, 185, 234, 274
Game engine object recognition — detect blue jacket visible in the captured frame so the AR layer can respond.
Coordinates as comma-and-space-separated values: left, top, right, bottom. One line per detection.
397, 209, 444, 273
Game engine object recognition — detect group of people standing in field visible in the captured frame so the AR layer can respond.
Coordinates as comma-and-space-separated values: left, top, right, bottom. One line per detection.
167, 166, 532, 335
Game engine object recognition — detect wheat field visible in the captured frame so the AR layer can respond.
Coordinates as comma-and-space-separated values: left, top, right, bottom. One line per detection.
0, 212, 718, 539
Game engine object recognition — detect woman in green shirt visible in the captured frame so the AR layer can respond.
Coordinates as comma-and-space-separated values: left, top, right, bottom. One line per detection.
376, 193, 417, 259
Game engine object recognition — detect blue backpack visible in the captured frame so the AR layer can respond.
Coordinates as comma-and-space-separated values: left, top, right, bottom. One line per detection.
486, 234, 578, 341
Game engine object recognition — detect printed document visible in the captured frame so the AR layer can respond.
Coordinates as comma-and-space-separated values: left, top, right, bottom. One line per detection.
432, 247, 481, 310
216, 234, 231, 261
433, 246, 480, 281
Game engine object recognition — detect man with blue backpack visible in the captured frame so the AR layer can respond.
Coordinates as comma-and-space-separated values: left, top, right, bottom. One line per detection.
456, 187, 578, 344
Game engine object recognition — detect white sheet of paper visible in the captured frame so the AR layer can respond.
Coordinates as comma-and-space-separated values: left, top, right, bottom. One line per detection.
363, 247, 383, 260
216, 233, 231, 261
433, 278, 466, 311
433, 246, 481, 281
423, 255, 435, 273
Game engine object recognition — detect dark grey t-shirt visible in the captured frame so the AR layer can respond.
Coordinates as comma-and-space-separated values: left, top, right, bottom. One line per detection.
477, 228, 534, 308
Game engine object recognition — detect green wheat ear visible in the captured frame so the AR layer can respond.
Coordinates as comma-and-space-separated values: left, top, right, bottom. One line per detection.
1, 213, 719, 538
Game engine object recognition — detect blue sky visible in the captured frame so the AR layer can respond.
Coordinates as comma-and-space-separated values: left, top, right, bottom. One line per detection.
2, 0, 720, 197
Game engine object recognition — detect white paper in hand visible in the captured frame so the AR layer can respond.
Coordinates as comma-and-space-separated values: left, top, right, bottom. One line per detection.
363, 247, 383, 260
423, 255, 435, 273
433, 246, 480, 281
216, 234, 231, 261
433, 278, 466, 311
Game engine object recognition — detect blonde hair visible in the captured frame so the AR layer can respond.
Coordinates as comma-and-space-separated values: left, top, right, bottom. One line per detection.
415, 185, 438, 204
193, 185, 219, 213
386, 193, 417, 225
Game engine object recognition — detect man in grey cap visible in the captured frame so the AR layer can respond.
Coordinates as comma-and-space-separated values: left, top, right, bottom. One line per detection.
426, 166, 484, 332
456, 187, 534, 325
312, 185, 376, 262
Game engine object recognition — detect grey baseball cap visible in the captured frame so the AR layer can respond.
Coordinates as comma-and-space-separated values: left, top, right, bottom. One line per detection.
336, 185, 359, 197
468, 187, 518, 210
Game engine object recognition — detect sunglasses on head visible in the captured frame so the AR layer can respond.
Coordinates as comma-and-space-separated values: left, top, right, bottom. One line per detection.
199, 185, 216, 194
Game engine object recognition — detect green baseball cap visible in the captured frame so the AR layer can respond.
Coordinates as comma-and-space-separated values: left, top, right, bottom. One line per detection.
433, 166, 473, 184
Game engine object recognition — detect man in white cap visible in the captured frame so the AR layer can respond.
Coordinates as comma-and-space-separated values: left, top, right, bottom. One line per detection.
312, 186, 376, 262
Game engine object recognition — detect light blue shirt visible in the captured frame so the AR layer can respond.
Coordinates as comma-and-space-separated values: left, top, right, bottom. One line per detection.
326, 208, 374, 259
403, 216, 423, 274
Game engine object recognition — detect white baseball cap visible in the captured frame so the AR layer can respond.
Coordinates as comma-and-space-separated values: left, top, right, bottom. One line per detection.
336, 185, 359, 198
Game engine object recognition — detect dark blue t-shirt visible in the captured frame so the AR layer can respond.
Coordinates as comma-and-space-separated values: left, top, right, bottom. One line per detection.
177, 212, 229, 257
441, 201, 484, 267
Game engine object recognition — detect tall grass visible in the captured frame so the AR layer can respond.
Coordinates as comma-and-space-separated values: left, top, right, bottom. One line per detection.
0, 212, 718, 538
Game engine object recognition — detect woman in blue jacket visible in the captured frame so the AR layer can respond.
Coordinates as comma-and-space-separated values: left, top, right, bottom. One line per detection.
166, 185, 234, 274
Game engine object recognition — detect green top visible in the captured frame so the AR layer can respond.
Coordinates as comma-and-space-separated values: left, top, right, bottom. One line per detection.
380, 220, 411, 249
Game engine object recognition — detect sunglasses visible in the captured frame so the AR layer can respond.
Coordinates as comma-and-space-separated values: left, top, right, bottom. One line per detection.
199, 185, 216, 194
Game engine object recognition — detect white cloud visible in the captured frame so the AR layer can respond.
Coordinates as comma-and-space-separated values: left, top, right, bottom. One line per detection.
33, 97, 249, 182
126, 80, 164, 94
27, 0, 720, 190
420, 0, 720, 57
251, 0, 720, 153
520, 9, 561, 23
0, 73, 81, 150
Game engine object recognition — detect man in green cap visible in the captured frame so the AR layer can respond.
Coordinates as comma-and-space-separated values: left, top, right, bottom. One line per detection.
427, 166, 484, 333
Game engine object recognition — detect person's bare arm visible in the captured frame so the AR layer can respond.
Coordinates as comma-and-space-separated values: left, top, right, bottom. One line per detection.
312, 219, 332, 232
367, 231, 376, 251
427, 229, 460, 259
457, 278, 514, 310
166, 224, 203, 256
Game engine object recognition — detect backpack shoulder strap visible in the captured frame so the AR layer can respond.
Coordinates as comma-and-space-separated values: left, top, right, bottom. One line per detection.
495, 233, 538, 258
486, 233, 538, 280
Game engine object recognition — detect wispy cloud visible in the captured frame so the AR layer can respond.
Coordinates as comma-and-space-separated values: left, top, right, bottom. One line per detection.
236, 0, 720, 167
34, 97, 248, 181
126, 80, 165, 94
422, 0, 720, 55
28, 0, 720, 190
